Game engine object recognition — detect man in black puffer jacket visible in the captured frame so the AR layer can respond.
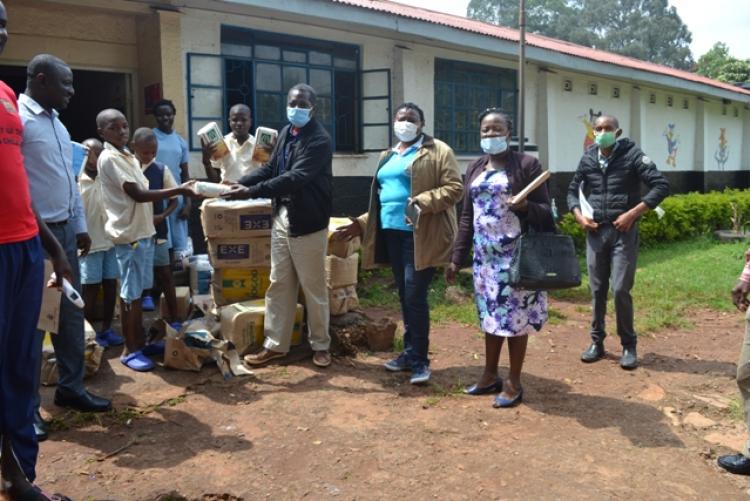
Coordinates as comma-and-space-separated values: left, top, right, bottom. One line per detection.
225, 83, 333, 369
567, 114, 669, 369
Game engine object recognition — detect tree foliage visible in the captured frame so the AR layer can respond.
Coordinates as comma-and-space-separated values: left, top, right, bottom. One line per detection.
696, 42, 750, 84
466, 0, 694, 70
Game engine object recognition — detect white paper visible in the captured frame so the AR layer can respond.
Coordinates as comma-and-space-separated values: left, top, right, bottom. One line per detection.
579, 185, 594, 219
654, 206, 665, 219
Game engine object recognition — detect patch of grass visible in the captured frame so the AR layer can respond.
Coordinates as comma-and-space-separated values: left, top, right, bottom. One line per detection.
357, 236, 747, 335
52, 394, 189, 431
729, 396, 744, 422
547, 307, 567, 325
393, 333, 404, 352
423, 378, 466, 407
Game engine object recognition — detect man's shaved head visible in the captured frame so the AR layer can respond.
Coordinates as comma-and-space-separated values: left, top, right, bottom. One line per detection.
594, 114, 620, 129
26, 54, 68, 83
82, 137, 102, 150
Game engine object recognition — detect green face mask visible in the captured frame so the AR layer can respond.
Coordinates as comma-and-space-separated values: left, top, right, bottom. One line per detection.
595, 131, 617, 148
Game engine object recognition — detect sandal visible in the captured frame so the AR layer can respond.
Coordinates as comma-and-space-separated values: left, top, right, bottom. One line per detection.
141, 340, 165, 356
120, 351, 155, 372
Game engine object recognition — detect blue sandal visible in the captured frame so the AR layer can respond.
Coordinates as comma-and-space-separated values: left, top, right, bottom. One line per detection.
141, 340, 165, 356
120, 351, 155, 372
493, 388, 523, 408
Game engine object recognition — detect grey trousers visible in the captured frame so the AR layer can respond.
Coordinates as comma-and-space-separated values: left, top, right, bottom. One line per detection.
33, 221, 86, 408
586, 223, 639, 348
737, 308, 750, 457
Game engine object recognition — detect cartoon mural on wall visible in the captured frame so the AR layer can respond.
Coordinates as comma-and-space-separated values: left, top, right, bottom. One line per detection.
663, 123, 679, 168
579, 108, 602, 150
715, 128, 729, 170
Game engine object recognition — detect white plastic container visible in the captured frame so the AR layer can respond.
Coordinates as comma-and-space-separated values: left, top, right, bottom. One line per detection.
195, 181, 230, 198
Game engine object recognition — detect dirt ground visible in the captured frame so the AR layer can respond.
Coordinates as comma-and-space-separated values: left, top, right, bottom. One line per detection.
32, 299, 750, 500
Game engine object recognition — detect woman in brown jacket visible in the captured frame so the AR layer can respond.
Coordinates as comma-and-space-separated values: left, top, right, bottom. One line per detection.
335, 103, 463, 385
446, 108, 554, 408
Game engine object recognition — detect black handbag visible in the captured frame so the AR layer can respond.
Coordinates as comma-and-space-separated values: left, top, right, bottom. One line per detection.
508, 231, 581, 290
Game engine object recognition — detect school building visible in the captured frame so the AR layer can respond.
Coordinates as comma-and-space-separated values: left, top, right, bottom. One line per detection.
4, 0, 750, 216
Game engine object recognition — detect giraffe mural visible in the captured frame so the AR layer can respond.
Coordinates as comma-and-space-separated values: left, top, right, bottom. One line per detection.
579, 108, 602, 151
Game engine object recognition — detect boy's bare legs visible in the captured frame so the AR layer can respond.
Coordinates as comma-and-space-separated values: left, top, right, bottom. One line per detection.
154, 265, 177, 322
101, 279, 117, 332
120, 298, 144, 355
82, 284, 100, 328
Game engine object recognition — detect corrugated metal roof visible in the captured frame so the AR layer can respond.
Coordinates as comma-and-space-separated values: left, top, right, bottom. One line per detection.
333, 0, 750, 97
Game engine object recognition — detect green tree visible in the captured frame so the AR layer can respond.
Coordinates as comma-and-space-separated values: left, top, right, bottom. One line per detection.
467, 0, 694, 70
696, 42, 750, 84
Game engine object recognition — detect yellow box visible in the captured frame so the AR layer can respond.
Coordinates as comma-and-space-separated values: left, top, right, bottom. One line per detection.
201, 199, 273, 239
208, 237, 272, 269
219, 299, 304, 355
325, 254, 359, 289
211, 267, 271, 306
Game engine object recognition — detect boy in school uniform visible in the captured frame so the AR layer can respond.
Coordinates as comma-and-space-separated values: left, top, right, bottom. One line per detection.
201, 104, 261, 183
96, 108, 197, 372
78, 137, 123, 347
132, 127, 181, 330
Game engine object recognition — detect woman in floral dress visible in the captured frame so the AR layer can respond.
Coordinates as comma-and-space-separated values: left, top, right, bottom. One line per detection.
447, 108, 554, 408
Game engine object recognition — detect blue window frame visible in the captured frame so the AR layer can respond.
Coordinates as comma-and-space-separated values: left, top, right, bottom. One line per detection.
434, 58, 517, 154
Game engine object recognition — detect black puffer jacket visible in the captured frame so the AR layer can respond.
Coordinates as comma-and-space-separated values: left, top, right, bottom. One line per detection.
566, 138, 669, 223
238, 117, 332, 237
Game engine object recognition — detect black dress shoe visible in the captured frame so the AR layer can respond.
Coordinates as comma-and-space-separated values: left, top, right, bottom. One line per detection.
718, 453, 750, 475
620, 346, 638, 370
33, 411, 49, 442
581, 342, 604, 363
464, 378, 503, 395
54, 389, 111, 413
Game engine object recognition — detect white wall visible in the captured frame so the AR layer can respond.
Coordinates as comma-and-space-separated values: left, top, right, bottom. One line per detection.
546, 72, 631, 172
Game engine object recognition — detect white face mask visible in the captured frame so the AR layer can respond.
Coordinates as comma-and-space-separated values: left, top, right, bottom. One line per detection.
393, 121, 419, 143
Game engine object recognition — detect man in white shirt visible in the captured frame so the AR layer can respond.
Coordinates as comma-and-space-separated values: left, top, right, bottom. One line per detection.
20, 55, 111, 439
202, 104, 261, 183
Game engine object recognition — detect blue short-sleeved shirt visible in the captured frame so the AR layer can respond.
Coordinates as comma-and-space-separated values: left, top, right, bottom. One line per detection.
152, 128, 189, 183
377, 136, 423, 232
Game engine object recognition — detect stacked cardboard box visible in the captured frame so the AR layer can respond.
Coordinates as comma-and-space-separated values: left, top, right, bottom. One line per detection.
201, 199, 273, 306
326, 218, 361, 315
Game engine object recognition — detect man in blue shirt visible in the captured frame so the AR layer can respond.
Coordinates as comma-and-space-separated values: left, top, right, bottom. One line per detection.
20, 55, 111, 442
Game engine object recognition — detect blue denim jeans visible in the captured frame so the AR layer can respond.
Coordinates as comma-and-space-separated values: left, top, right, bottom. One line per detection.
383, 230, 435, 368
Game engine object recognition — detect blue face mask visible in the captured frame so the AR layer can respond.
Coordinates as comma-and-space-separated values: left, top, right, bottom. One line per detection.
480, 136, 509, 155
287, 106, 312, 128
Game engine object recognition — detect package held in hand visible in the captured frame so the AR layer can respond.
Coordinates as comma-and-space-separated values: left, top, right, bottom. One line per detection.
251, 127, 278, 164
197, 122, 229, 160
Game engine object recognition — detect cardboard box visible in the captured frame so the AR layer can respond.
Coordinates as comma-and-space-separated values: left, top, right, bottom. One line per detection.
207, 237, 272, 268
211, 267, 271, 306
219, 299, 304, 355
40, 321, 104, 385
325, 254, 359, 289
160, 286, 192, 321
328, 217, 361, 258
37, 260, 62, 333
329, 285, 360, 316
201, 199, 273, 239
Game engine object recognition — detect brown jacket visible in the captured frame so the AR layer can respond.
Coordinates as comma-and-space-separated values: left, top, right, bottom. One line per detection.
451, 151, 554, 266
358, 135, 463, 271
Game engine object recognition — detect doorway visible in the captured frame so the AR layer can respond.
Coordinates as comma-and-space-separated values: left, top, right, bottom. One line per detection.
0, 65, 131, 141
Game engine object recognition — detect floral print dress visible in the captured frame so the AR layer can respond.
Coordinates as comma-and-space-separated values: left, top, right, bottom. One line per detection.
470, 167, 548, 337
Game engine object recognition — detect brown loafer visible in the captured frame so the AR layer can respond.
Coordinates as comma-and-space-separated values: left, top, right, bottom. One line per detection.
244, 348, 286, 366
312, 350, 332, 368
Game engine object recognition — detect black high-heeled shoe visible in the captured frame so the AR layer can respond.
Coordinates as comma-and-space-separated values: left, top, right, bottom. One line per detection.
464, 378, 503, 395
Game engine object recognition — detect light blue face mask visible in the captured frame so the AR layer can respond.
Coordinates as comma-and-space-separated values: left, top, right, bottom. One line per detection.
287, 106, 312, 128
480, 136, 509, 155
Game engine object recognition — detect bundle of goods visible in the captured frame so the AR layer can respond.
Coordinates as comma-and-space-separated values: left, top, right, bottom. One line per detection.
219, 299, 304, 355
326, 217, 361, 315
